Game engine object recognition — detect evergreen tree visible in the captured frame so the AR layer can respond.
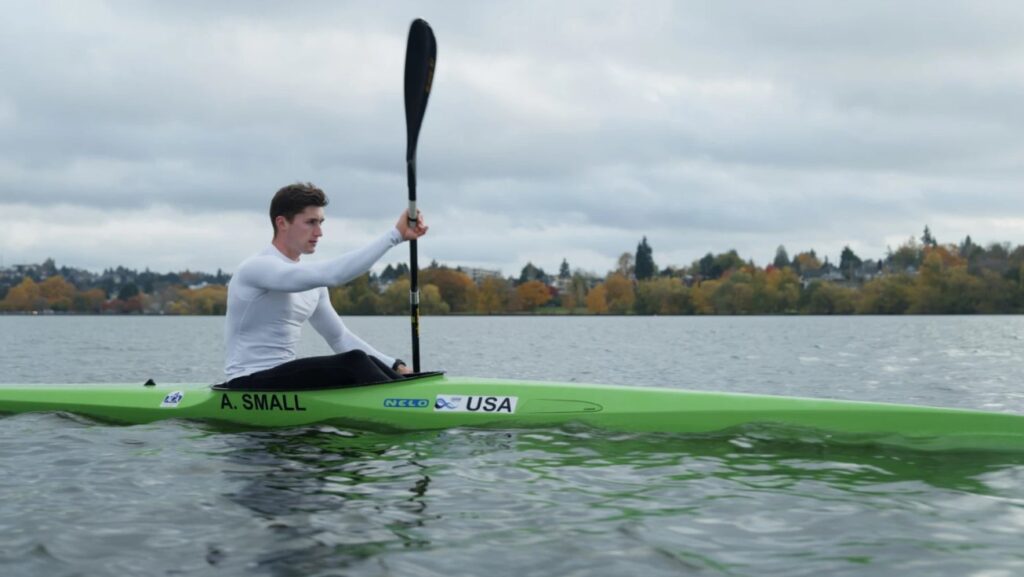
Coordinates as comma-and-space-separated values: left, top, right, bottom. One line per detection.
695, 250, 744, 280
518, 262, 546, 284
773, 245, 790, 269
559, 258, 571, 279
959, 235, 980, 259
380, 263, 410, 284
634, 237, 656, 280
921, 226, 937, 247
41, 258, 57, 276
698, 252, 716, 279
839, 246, 863, 279
117, 283, 140, 301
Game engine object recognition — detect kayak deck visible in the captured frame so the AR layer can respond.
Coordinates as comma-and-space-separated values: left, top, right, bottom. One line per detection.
1, 374, 1022, 452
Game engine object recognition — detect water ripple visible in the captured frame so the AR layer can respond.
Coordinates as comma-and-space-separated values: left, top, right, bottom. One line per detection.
4, 317, 1024, 576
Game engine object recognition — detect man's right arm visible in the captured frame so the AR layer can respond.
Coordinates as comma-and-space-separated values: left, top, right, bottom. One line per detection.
238, 229, 403, 293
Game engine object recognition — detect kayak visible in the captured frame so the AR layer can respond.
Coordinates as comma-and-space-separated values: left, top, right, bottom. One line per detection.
1, 372, 1022, 452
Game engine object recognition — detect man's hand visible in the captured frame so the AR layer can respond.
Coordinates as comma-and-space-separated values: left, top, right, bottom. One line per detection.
395, 363, 414, 375
396, 210, 429, 241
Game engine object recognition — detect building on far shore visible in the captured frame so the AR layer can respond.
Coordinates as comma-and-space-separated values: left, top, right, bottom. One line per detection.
799, 262, 844, 288
458, 266, 503, 284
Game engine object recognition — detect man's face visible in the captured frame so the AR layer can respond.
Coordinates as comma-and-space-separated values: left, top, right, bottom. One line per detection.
277, 206, 325, 257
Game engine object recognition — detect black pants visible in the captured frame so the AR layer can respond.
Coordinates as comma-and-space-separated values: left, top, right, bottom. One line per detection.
226, 350, 401, 391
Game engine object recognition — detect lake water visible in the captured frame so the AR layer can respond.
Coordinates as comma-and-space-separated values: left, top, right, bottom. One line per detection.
1, 316, 1023, 576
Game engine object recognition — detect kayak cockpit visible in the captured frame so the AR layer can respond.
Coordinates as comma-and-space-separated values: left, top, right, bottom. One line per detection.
209, 371, 446, 392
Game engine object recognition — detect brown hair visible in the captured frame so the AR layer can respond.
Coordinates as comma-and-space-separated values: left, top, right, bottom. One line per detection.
270, 182, 328, 236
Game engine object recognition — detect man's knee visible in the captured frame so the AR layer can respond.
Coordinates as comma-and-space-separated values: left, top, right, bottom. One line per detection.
339, 349, 370, 362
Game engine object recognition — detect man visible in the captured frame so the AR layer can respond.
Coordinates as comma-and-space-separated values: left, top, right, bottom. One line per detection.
223, 182, 428, 390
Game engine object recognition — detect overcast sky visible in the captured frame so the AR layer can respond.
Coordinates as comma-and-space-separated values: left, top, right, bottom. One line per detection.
2, 1, 1023, 277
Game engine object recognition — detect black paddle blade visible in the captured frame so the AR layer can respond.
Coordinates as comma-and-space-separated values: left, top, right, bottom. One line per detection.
404, 18, 436, 162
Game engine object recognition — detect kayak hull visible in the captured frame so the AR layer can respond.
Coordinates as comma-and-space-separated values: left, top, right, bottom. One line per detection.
1, 375, 1022, 452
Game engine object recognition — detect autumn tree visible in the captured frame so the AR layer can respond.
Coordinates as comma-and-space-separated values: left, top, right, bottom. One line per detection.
791, 250, 821, 275
711, 270, 755, 314
562, 272, 589, 313
887, 238, 921, 272
516, 280, 551, 312
0, 277, 45, 311
476, 277, 509, 314
39, 275, 76, 311
604, 273, 635, 314
72, 288, 107, 313
329, 285, 354, 314
187, 285, 227, 315
351, 274, 383, 314
908, 248, 981, 313
685, 278, 713, 314
973, 270, 1020, 313
419, 284, 450, 315
635, 277, 691, 314
857, 274, 913, 314
330, 274, 380, 314
970, 242, 1012, 276
421, 267, 477, 312
801, 282, 856, 314
759, 267, 801, 313
105, 292, 149, 314
381, 279, 411, 314
585, 283, 608, 314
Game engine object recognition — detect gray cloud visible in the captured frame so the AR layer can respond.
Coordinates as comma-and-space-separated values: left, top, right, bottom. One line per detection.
2, 1, 1023, 274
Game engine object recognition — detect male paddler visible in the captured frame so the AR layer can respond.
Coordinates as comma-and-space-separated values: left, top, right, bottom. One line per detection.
223, 182, 428, 390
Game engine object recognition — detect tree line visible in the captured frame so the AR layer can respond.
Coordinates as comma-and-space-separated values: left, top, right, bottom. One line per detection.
330, 231, 1024, 315
0, 275, 229, 315
3, 228, 1023, 315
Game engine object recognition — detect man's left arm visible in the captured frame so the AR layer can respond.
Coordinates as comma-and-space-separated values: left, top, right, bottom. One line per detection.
308, 288, 408, 373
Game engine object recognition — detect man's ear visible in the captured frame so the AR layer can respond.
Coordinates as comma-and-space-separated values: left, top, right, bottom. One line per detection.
274, 215, 289, 235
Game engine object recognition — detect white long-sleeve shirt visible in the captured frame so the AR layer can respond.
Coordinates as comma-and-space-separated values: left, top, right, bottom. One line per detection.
224, 228, 403, 381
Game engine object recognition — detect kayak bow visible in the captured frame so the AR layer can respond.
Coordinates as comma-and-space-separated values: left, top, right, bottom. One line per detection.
1, 373, 1022, 452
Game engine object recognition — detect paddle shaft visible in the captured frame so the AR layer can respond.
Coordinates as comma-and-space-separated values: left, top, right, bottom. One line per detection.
404, 19, 435, 373
408, 160, 420, 372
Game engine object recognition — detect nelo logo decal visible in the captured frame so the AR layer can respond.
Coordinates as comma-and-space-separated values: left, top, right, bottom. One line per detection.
434, 395, 518, 414
383, 398, 430, 409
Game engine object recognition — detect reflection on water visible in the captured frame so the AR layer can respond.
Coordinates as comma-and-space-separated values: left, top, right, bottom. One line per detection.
210, 424, 1024, 577
1, 413, 1022, 577
219, 427, 439, 575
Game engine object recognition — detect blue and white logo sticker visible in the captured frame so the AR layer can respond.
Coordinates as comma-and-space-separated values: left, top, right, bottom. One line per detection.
435, 395, 463, 410
434, 395, 518, 414
160, 391, 185, 408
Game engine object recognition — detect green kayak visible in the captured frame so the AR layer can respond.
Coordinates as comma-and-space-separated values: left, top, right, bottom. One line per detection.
1, 373, 1022, 452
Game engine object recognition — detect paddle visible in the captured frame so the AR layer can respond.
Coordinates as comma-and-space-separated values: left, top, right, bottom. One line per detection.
404, 18, 436, 373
